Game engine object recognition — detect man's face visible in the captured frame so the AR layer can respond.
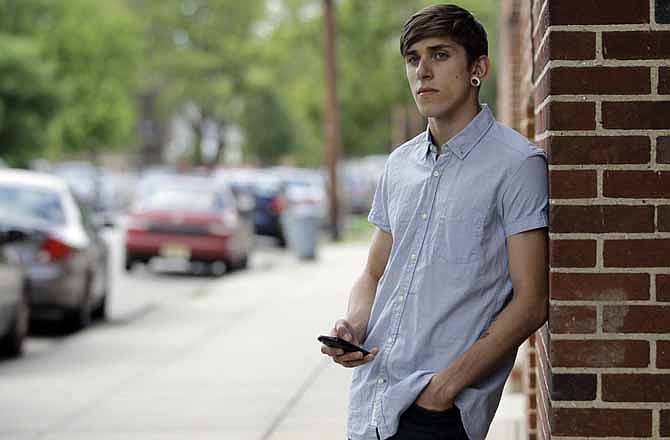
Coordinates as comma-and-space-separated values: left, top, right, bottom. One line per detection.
404, 36, 474, 120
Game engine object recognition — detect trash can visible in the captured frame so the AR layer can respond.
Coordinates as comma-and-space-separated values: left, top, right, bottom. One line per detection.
282, 206, 320, 260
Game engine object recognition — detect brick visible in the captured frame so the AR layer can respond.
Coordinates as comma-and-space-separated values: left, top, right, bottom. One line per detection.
551, 272, 650, 301
548, 136, 650, 165
551, 339, 649, 368
603, 374, 670, 402
550, 205, 654, 233
603, 305, 670, 333
660, 68, 670, 94
662, 409, 670, 437
535, 33, 596, 76
603, 101, 670, 129
604, 31, 670, 59
550, 239, 596, 268
659, 206, 670, 232
659, 0, 670, 23
604, 239, 670, 267
550, 305, 597, 333
658, 275, 670, 302
538, 101, 595, 132
659, 137, 670, 163
549, 32, 596, 60
549, 0, 649, 25
554, 408, 651, 437
604, 170, 670, 198
551, 373, 597, 401
549, 67, 650, 95
658, 340, 670, 368
549, 170, 597, 199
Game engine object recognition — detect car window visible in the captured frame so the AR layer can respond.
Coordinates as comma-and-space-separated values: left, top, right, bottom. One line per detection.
139, 189, 218, 211
0, 185, 66, 225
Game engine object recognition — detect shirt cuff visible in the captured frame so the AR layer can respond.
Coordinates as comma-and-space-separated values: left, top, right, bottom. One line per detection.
368, 210, 391, 233
503, 212, 548, 237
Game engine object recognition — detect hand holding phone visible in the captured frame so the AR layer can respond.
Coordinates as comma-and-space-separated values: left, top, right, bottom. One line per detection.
320, 319, 378, 368
318, 335, 371, 356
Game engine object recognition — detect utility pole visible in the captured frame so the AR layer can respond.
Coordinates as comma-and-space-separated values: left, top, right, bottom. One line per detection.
323, 0, 342, 241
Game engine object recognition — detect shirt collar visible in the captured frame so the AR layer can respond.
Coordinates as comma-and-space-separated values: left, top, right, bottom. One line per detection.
423, 104, 495, 161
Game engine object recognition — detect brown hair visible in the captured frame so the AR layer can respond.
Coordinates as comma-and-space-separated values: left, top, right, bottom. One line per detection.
400, 4, 488, 66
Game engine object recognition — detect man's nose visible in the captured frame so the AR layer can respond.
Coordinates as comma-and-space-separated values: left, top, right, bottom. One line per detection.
416, 58, 432, 79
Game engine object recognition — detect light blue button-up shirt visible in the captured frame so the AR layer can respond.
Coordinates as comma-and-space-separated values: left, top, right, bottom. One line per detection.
348, 105, 548, 440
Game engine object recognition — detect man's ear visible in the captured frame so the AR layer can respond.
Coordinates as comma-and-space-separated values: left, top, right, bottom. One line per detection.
471, 55, 490, 80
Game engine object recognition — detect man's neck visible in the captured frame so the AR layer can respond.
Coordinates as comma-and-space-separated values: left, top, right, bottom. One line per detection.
428, 102, 482, 148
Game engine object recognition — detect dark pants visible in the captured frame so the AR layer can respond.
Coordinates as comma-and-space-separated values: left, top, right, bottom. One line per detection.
385, 403, 469, 440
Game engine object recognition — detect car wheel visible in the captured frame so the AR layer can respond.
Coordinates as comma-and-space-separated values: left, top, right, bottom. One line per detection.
0, 295, 29, 357
276, 233, 287, 248
124, 255, 134, 272
64, 276, 92, 332
91, 292, 107, 320
237, 255, 249, 270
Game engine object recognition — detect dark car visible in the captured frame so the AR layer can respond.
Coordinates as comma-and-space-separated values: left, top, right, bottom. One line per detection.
0, 169, 109, 331
215, 169, 287, 247
0, 227, 31, 356
124, 176, 254, 274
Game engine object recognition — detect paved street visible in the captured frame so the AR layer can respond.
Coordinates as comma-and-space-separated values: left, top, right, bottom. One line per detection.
0, 229, 525, 440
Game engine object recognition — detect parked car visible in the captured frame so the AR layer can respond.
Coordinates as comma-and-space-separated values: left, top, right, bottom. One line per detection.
0, 226, 31, 356
51, 161, 103, 211
215, 168, 287, 247
0, 169, 109, 331
124, 176, 254, 274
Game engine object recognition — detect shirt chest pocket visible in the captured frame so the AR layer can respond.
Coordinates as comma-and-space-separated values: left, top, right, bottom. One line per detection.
436, 208, 485, 264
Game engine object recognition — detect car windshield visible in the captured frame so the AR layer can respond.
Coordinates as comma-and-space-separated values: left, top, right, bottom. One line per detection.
0, 185, 66, 225
139, 188, 222, 211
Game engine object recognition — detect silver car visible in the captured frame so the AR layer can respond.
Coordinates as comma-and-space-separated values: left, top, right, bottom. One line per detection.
0, 169, 109, 331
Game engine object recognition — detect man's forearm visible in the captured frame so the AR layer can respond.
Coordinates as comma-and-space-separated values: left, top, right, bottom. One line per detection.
433, 293, 547, 404
344, 272, 378, 342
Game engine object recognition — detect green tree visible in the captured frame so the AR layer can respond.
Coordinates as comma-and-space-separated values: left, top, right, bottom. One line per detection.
0, 35, 59, 166
43, 0, 142, 159
132, 0, 266, 165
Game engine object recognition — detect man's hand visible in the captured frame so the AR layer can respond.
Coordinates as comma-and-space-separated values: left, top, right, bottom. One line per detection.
321, 319, 379, 368
414, 375, 455, 411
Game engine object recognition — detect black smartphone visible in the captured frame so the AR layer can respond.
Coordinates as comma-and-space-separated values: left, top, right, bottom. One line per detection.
318, 335, 370, 356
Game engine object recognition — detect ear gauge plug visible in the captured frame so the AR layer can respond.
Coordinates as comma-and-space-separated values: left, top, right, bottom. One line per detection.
470, 77, 481, 87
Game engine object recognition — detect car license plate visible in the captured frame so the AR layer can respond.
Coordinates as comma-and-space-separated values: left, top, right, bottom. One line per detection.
160, 244, 191, 259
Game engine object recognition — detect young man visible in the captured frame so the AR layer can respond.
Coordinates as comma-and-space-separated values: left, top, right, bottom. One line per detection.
321, 4, 548, 440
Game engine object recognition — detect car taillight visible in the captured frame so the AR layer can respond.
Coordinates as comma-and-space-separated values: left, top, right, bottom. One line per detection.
38, 237, 71, 263
269, 196, 284, 214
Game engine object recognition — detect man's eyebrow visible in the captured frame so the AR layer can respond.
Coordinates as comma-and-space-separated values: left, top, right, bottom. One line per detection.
427, 44, 455, 51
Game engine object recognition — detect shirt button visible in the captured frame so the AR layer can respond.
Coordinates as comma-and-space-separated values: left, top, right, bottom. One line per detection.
378, 377, 385, 384
398, 294, 405, 301
421, 213, 428, 220
387, 337, 393, 344
433, 170, 440, 177
410, 254, 417, 262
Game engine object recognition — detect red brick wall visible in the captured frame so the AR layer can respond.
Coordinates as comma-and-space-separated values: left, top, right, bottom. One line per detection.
500, 0, 670, 438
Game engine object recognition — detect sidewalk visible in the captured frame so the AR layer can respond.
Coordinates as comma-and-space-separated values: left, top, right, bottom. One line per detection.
245, 242, 528, 440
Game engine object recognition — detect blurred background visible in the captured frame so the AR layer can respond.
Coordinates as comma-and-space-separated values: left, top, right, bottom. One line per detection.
0, 1, 526, 439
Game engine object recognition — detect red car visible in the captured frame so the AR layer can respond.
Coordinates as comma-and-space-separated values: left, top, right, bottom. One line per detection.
124, 177, 254, 274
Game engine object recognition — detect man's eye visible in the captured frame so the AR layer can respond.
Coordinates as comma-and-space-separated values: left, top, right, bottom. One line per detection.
406, 56, 419, 65
434, 52, 449, 60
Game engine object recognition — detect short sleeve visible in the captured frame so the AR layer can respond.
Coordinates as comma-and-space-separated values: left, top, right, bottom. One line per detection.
500, 151, 549, 237
367, 161, 391, 233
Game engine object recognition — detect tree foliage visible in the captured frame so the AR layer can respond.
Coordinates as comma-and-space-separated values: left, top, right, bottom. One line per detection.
0, 0, 499, 167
